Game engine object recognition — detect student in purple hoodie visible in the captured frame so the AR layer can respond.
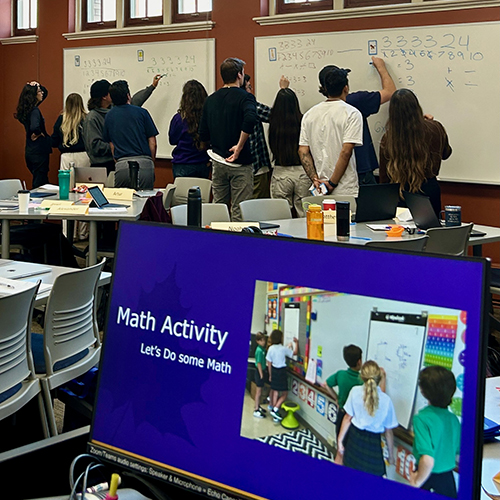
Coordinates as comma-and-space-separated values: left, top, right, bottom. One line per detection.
168, 80, 210, 179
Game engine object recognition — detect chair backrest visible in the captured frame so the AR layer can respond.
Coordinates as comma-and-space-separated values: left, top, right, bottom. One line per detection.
105, 171, 115, 188
301, 194, 357, 215
365, 235, 429, 252
0, 282, 39, 398
424, 223, 473, 256
42, 260, 105, 381
0, 179, 23, 199
163, 184, 177, 210
240, 198, 292, 222
172, 177, 212, 206
171, 203, 231, 226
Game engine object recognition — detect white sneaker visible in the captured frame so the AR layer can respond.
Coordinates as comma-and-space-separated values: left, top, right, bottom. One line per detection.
253, 410, 265, 419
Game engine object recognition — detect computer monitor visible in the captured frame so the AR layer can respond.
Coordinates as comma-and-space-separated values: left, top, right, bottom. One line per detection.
89, 222, 489, 500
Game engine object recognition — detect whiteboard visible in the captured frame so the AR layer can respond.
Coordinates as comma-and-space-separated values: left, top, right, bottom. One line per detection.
255, 23, 500, 184
64, 39, 216, 158
366, 313, 427, 429
283, 303, 300, 348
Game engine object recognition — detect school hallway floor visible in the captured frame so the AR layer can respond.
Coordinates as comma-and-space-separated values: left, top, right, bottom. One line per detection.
240, 391, 335, 463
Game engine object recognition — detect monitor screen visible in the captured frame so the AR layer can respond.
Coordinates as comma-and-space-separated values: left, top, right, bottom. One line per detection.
90, 222, 488, 500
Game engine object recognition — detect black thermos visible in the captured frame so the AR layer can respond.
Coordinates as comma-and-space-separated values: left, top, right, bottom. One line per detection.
128, 161, 139, 190
187, 186, 202, 227
336, 201, 350, 241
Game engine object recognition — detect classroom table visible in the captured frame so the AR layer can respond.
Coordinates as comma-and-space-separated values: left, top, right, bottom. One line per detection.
264, 218, 500, 255
0, 194, 147, 266
0, 259, 111, 307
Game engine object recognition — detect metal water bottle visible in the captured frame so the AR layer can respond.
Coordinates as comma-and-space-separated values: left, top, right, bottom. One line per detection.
128, 161, 139, 190
187, 186, 202, 227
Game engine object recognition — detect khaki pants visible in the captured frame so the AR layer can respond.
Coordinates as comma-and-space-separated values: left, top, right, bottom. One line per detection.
270, 165, 311, 218
211, 159, 253, 222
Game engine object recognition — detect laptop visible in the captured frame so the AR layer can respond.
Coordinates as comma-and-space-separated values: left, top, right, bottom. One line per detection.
404, 191, 486, 237
88, 185, 129, 209
0, 261, 51, 279
74, 167, 108, 185
354, 183, 399, 222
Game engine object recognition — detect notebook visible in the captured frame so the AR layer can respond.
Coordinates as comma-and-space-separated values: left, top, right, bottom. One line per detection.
88, 185, 129, 209
0, 261, 51, 279
404, 191, 486, 237
74, 167, 108, 185
354, 183, 399, 223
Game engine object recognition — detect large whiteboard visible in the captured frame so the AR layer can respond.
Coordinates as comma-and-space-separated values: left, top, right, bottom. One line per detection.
64, 39, 216, 158
255, 23, 500, 184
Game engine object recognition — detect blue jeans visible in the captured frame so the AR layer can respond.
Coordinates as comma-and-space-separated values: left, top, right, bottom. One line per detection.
172, 162, 211, 179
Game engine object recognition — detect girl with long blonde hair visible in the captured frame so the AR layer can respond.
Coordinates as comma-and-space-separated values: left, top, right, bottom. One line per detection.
51, 93, 90, 170
379, 89, 452, 217
336, 360, 398, 476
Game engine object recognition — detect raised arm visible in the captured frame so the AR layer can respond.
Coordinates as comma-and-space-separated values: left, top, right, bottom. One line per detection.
371, 56, 396, 105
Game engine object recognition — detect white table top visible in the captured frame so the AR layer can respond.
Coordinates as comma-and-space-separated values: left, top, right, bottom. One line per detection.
264, 218, 500, 248
0, 259, 111, 306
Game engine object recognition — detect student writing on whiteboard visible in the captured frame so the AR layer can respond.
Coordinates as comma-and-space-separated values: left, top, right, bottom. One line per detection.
103, 80, 159, 190
199, 58, 257, 221
15, 81, 52, 188
337, 361, 397, 477
410, 366, 460, 498
322, 345, 363, 439
298, 68, 363, 197
265, 329, 298, 422
379, 89, 452, 217
268, 86, 311, 217
83, 75, 162, 175
168, 80, 210, 180
319, 57, 396, 186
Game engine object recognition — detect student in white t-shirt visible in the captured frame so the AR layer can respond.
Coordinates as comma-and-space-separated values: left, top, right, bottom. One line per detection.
298, 67, 363, 197
336, 360, 398, 477
266, 329, 298, 422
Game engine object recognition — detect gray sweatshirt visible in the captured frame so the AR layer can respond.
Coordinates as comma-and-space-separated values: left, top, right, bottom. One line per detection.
83, 85, 155, 165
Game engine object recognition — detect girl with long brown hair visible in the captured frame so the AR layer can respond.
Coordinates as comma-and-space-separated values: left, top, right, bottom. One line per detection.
379, 89, 452, 216
168, 80, 210, 179
336, 360, 397, 477
15, 81, 52, 188
268, 88, 311, 217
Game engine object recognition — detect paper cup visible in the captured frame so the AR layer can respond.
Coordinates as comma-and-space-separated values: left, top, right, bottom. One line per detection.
18, 190, 30, 214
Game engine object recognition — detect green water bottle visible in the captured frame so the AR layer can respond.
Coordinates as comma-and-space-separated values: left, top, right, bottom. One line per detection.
58, 169, 70, 200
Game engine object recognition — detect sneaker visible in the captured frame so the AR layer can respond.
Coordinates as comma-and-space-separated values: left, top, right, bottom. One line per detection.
270, 408, 282, 421
273, 416, 281, 423
259, 406, 267, 414
253, 410, 265, 419
267, 404, 273, 411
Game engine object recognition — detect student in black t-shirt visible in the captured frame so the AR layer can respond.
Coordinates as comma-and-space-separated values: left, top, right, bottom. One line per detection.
199, 58, 257, 221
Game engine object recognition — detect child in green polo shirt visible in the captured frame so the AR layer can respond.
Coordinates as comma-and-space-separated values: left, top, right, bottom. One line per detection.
410, 366, 460, 498
322, 344, 364, 437
253, 332, 268, 419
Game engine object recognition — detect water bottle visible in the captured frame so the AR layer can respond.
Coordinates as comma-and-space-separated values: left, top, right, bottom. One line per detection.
187, 186, 202, 227
128, 161, 139, 190
306, 204, 324, 241
336, 201, 350, 241
68, 161, 75, 190
58, 169, 71, 200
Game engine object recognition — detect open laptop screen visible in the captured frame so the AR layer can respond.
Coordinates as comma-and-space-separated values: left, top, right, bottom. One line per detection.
90, 222, 488, 500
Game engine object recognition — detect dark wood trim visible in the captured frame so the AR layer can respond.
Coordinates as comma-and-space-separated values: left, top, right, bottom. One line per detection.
13, 0, 36, 36
124, 0, 163, 27
277, 0, 333, 15
344, 0, 409, 7
81, 0, 116, 31
171, 0, 212, 24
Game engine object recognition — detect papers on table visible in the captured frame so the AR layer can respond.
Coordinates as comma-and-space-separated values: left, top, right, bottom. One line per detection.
88, 207, 128, 213
396, 208, 413, 222
367, 224, 395, 231
134, 189, 162, 198
38, 184, 60, 192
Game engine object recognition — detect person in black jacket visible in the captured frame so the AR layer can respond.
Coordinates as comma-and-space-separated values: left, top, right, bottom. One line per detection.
15, 81, 52, 188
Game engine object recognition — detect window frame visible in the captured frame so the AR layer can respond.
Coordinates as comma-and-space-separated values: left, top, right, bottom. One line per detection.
276, 0, 333, 15
124, 0, 163, 27
81, 0, 117, 31
171, 0, 212, 24
344, 0, 409, 7
13, 0, 37, 36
